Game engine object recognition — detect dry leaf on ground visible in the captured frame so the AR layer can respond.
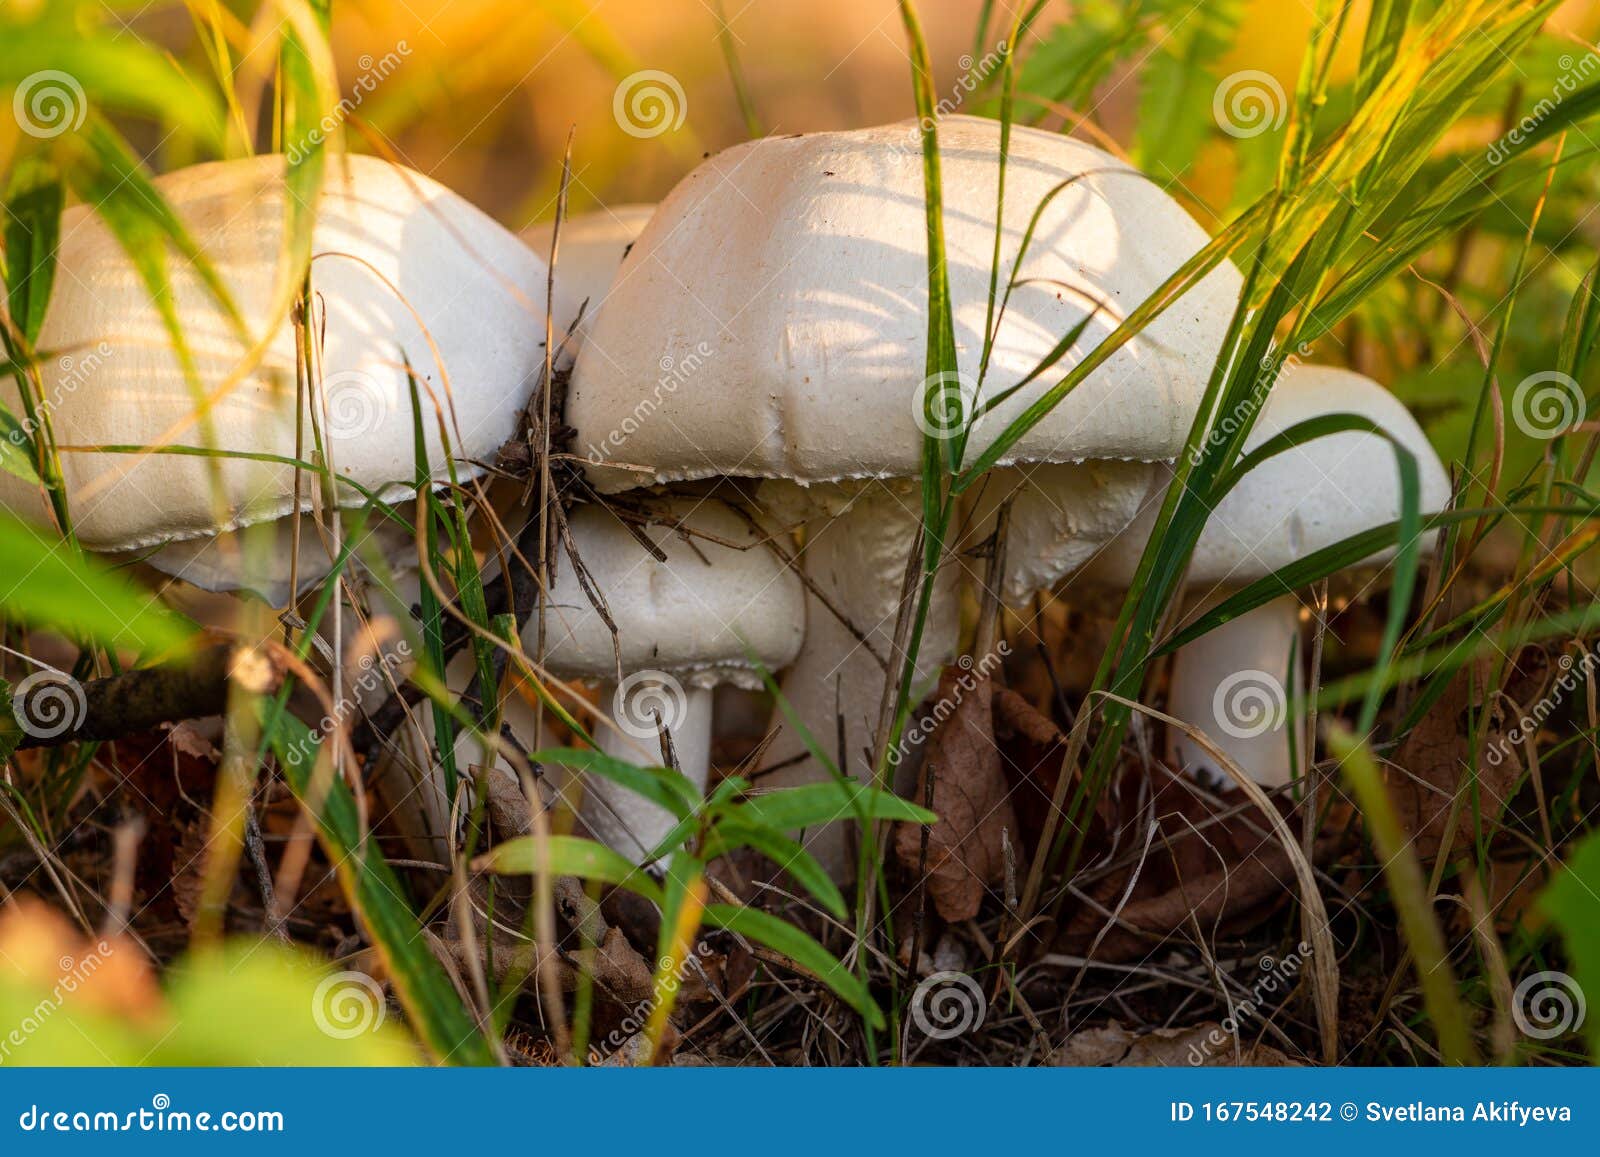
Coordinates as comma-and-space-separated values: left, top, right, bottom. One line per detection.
894, 666, 1018, 922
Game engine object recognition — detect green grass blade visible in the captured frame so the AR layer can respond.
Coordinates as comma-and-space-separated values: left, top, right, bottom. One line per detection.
702, 902, 884, 1030
260, 706, 496, 1065
474, 835, 664, 905
0, 513, 193, 654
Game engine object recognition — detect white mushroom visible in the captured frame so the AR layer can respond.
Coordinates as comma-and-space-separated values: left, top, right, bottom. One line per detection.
567, 116, 1242, 874
0, 153, 560, 578
432, 498, 805, 864
1061, 364, 1453, 787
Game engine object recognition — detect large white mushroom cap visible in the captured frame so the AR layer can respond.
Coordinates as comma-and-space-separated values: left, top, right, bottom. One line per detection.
568, 115, 1242, 490
0, 153, 558, 553
1087, 363, 1453, 588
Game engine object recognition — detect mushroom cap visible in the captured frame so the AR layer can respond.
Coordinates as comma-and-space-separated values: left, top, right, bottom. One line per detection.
568, 115, 1242, 493
1, 153, 557, 553
967, 458, 1156, 606
137, 505, 420, 605
539, 498, 804, 687
1088, 364, 1452, 588
522, 204, 654, 342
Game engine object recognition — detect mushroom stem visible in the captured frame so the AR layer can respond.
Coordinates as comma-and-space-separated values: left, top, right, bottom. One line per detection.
761, 483, 960, 877
1165, 593, 1304, 789
585, 681, 714, 865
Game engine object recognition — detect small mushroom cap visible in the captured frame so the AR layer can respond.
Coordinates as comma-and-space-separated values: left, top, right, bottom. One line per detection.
540, 498, 804, 686
137, 506, 420, 605
1088, 364, 1452, 587
523, 205, 654, 342
568, 116, 1242, 492
0, 154, 558, 553
968, 458, 1156, 606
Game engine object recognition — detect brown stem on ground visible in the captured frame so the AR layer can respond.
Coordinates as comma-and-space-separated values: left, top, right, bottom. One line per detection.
16, 643, 287, 750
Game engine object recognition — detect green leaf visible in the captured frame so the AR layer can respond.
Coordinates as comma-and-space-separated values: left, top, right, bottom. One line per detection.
0, 29, 224, 145
701, 903, 884, 1029
1017, 0, 1143, 111
729, 780, 937, 834
155, 942, 420, 1066
2, 159, 63, 344
701, 819, 847, 920
260, 706, 495, 1065
0, 401, 42, 486
1134, 0, 1245, 173
530, 747, 700, 819
474, 835, 664, 905
1539, 830, 1600, 1056
0, 512, 193, 654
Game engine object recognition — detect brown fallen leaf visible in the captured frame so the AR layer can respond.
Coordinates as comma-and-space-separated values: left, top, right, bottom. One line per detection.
987, 687, 1335, 962
1387, 652, 1531, 862
894, 665, 1019, 922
